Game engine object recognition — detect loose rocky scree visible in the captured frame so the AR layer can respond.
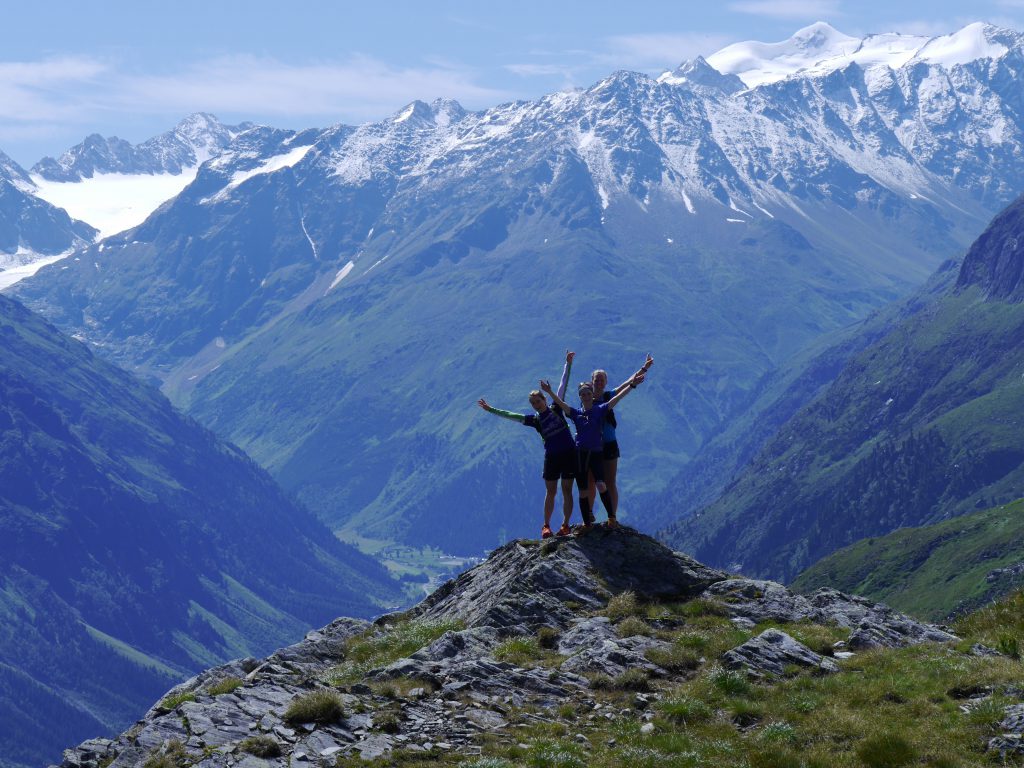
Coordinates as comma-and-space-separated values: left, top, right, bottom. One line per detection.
56, 528, 1024, 767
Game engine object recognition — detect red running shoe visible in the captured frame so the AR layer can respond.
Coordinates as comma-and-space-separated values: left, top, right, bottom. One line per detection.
541, 526, 554, 539
556, 524, 572, 537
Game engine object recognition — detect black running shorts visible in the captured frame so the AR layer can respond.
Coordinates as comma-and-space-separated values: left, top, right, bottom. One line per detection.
542, 448, 576, 481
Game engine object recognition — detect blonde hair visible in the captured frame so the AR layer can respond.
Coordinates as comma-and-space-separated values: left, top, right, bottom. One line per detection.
592, 369, 607, 383
529, 390, 544, 399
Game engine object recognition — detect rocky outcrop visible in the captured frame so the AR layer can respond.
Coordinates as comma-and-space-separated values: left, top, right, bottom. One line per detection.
700, 579, 958, 648
722, 629, 839, 678
54, 528, 961, 768
406, 527, 728, 632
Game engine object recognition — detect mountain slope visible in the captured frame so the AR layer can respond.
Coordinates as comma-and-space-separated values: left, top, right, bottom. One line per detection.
0, 294, 399, 768
14, 24, 1024, 553
792, 498, 1024, 621
663, 193, 1024, 582
57, 527, 1020, 768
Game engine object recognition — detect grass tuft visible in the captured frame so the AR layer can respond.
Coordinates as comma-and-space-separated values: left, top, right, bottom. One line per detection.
238, 735, 281, 758
206, 676, 244, 696
605, 591, 643, 621
283, 689, 344, 725
855, 733, 917, 768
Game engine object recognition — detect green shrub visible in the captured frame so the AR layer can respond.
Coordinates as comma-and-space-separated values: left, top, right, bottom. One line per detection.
645, 644, 700, 673
855, 733, 917, 768
605, 591, 643, 621
658, 695, 713, 725
997, 634, 1021, 659
617, 616, 653, 638
758, 721, 797, 744
238, 735, 281, 758
494, 637, 545, 665
283, 689, 344, 725
158, 691, 195, 711
587, 673, 614, 690
676, 598, 730, 618
708, 666, 751, 696
612, 668, 652, 691
207, 677, 244, 696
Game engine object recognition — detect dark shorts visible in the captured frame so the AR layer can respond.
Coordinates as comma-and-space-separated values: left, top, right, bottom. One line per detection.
603, 440, 620, 460
543, 449, 576, 481
575, 448, 606, 489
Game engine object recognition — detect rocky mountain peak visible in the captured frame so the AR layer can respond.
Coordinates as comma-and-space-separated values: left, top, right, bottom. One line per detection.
657, 55, 745, 93
56, 527, 967, 768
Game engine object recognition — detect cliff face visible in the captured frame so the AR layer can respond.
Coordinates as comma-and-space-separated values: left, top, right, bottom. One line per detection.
56, 527, 1008, 768
956, 195, 1024, 302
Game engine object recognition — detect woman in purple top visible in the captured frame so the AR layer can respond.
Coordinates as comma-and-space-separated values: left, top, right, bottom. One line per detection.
541, 368, 645, 529
478, 351, 576, 538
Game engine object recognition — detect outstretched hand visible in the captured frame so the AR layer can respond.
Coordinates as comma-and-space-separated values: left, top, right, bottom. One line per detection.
643, 354, 654, 372
632, 372, 646, 386
477, 398, 490, 410
539, 379, 553, 394
565, 349, 575, 364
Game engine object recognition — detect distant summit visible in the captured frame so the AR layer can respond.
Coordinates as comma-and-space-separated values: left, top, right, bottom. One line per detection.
661, 21, 1023, 88
31, 113, 251, 182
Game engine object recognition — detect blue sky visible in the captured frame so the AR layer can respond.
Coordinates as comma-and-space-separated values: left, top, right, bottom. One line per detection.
4, 0, 1024, 167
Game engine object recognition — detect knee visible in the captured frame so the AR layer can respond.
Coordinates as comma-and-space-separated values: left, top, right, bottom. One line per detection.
597, 481, 607, 493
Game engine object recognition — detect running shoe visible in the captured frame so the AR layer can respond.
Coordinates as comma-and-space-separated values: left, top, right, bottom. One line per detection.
556, 524, 572, 537
541, 526, 554, 539
606, 518, 620, 529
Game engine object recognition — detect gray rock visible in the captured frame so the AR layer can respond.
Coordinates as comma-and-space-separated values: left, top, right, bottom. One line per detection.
722, 629, 839, 678
407, 528, 727, 632
702, 580, 958, 649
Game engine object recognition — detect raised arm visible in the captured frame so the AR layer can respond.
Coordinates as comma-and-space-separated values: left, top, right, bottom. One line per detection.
557, 350, 575, 400
539, 380, 572, 414
612, 354, 655, 395
477, 398, 525, 422
606, 371, 645, 409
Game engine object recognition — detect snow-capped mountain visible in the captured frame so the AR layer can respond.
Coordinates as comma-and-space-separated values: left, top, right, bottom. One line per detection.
662, 21, 1023, 88
15, 22, 1024, 553
28, 113, 251, 237
0, 150, 96, 289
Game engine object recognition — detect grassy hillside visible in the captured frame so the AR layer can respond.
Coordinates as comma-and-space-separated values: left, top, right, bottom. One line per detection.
792, 499, 1024, 621
0, 294, 401, 768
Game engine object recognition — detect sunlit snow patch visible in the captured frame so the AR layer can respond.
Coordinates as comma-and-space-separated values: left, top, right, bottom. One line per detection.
31, 170, 200, 238
327, 260, 355, 293
205, 144, 314, 203
0, 248, 73, 290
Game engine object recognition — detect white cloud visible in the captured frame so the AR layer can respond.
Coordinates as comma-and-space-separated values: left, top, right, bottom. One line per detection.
113, 55, 510, 121
728, 0, 842, 18
0, 56, 110, 123
603, 33, 735, 68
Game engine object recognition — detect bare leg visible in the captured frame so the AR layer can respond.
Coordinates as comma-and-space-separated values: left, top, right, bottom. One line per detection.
543, 479, 557, 529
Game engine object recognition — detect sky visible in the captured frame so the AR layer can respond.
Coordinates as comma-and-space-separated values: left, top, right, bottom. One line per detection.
3, 0, 1024, 168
